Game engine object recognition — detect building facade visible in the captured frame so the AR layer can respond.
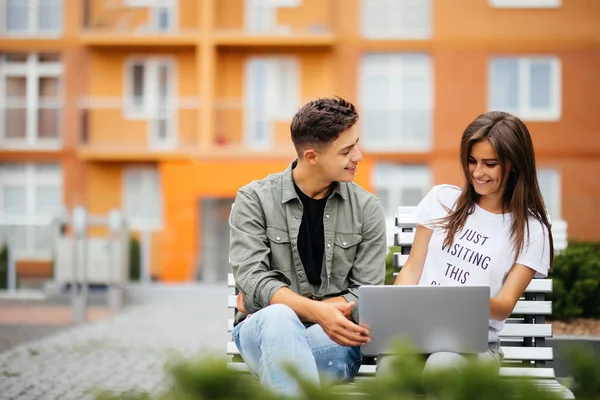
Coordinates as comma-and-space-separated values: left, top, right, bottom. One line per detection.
1, 0, 599, 283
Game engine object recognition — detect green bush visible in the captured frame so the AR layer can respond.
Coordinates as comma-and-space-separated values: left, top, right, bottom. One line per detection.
550, 242, 600, 320
129, 236, 141, 282
384, 246, 400, 285
94, 341, 600, 400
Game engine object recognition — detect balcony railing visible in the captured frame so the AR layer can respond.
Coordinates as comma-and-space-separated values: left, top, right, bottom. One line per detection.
215, 0, 335, 37
82, 0, 198, 35
79, 97, 199, 158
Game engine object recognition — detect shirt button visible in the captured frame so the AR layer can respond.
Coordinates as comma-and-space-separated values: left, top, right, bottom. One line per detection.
326, 215, 330, 218
343, 242, 347, 246
276, 237, 280, 240
327, 243, 331, 248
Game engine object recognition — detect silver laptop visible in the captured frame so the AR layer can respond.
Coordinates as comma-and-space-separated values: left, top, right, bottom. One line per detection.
358, 285, 490, 356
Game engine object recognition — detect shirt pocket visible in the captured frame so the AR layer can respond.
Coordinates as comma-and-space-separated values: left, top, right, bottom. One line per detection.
332, 232, 362, 277
266, 226, 293, 272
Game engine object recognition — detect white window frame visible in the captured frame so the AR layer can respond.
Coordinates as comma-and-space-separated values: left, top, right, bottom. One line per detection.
244, 0, 299, 34
0, 53, 63, 149
1, 0, 63, 36
537, 168, 561, 221
0, 163, 63, 259
123, 166, 163, 231
488, 0, 561, 8
372, 163, 432, 218
359, 53, 433, 152
488, 56, 561, 122
244, 56, 300, 150
124, 56, 178, 149
361, 0, 432, 39
372, 163, 431, 247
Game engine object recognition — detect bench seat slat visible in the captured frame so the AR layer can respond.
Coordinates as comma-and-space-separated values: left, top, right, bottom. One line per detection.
498, 323, 552, 337
227, 341, 552, 362
227, 361, 556, 380
394, 232, 415, 246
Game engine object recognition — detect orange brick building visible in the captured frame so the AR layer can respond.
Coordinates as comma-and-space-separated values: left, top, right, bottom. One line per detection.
1, 0, 599, 283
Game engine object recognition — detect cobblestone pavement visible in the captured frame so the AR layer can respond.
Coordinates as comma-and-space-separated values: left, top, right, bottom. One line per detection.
0, 284, 231, 400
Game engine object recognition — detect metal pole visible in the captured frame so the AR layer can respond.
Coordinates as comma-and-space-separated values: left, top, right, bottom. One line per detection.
107, 209, 123, 310
141, 230, 151, 284
71, 206, 88, 323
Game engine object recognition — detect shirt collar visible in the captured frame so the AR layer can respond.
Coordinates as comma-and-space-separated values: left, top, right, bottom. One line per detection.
281, 159, 348, 203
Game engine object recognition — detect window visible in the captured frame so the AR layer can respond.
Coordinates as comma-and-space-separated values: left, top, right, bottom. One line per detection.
360, 53, 433, 151
244, 0, 300, 33
361, 0, 431, 39
372, 164, 432, 219
489, 57, 561, 121
124, 0, 175, 32
0, 53, 63, 148
123, 166, 163, 231
244, 57, 300, 150
124, 57, 176, 148
489, 0, 561, 8
2, 0, 62, 35
538, 168, 561, 221
197, 197, 235, 283
0, 163, 63, 259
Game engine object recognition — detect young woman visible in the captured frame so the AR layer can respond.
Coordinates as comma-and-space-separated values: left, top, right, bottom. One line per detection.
387, 111, 553, 374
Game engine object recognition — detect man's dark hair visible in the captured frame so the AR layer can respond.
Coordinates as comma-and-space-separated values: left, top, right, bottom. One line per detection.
290, 96, 358, 153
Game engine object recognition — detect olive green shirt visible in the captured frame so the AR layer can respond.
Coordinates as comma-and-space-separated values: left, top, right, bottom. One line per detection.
229, 160, 387, 325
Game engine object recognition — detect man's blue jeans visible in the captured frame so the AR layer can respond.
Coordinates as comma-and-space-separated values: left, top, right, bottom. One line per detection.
232, 304, 363, 396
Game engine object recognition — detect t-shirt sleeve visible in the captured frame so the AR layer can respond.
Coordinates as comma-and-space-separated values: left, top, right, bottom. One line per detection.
413, 185, 439, 229
516, 224, 551, 278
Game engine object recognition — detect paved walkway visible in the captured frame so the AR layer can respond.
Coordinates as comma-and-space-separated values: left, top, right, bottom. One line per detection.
0, 284, 231, 400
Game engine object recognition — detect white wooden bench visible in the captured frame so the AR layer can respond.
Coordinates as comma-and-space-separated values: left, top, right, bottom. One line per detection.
226, 206, 574, 398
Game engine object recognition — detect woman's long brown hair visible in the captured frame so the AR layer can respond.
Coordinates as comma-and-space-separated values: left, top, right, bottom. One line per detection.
439, 111, 554, 269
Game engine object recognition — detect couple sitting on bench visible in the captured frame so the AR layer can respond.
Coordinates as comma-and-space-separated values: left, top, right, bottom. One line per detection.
228, 96, 553, 397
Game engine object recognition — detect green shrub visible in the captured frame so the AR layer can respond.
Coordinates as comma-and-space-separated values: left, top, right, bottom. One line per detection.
384, 246, 400, 285
129, 236, 141, 282
94, 341, 600, 400
550, 241, 600, 320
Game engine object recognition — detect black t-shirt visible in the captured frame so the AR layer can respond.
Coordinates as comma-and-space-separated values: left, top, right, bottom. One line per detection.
293, 182, 328, 286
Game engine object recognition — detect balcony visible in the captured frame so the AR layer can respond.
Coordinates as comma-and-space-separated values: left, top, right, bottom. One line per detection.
81, 0, 199, 46
210, 99, 296, 159
78, 97, 199, 160
214, 0, 337, 46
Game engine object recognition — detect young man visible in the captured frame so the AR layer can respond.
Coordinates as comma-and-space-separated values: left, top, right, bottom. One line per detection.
229, 96, 387, 396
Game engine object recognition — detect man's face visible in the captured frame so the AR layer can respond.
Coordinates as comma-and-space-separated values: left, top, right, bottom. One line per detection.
314, 125, 363, 183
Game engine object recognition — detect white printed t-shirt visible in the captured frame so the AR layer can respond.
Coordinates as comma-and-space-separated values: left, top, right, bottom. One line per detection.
414, 184, 551, 332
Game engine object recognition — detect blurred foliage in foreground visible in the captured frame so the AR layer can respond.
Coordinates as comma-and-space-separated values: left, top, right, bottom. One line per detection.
95, 340, 599, 400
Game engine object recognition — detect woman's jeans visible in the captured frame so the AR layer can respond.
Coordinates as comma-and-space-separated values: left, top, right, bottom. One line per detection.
232, 304, 363, 397
377, 329, 504, 377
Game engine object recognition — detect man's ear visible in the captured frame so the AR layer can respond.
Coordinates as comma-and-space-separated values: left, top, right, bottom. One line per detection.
304, 149, 318, 165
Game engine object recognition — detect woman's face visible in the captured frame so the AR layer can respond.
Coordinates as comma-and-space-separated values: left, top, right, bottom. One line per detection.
468, 139, 510, 201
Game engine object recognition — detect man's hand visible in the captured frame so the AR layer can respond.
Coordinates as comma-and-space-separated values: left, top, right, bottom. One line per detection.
322, 297, 353, 320
314, 301, 370, 347
236, 292, 247, 314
